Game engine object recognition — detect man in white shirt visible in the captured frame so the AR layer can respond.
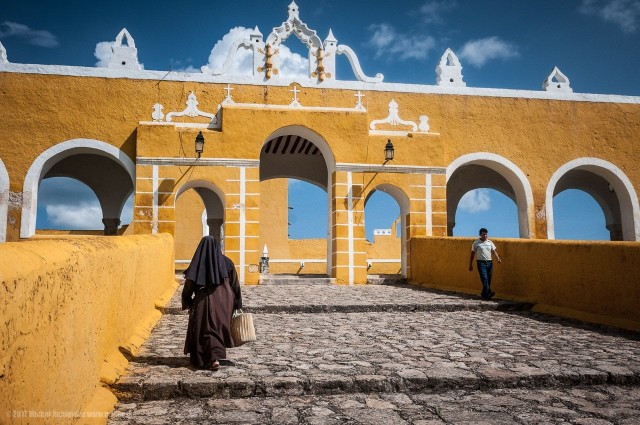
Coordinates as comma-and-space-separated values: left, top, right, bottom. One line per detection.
469, 228, 502, 300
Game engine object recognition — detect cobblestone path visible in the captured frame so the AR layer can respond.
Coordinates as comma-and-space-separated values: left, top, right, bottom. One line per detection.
108, 279, 640, 424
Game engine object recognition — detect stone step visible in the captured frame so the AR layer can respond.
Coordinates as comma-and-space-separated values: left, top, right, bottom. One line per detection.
259, 274, 335, 285
111, 311, 640, 402
108, 385, 640, 424
367, 274, 407, 285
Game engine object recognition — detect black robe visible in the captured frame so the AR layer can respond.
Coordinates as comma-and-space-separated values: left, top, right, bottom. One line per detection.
182, 237, 242, 368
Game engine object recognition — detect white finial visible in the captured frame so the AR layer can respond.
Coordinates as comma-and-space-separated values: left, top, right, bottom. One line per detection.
0, 42, 8, 64
354, 91, 365, 111
543, 66, 572, 93
262, 244, 269, 257
223, 84, 235, 104
251, 26, 263, 38
436, 48, 465, 87
108, 28, 141, 70
325, 29, 337, 43
288, 1, 300, 19
152, 103, 164, 121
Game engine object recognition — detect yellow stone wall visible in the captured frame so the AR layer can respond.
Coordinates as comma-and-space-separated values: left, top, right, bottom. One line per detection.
1, 71, 639, 282
410, 236, 640, 331
0, 234, 176, 423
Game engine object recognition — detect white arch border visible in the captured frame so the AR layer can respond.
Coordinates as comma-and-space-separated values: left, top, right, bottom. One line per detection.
367, 183, 410, 277
447, 152, 535, 238
20, 139, 135, 238
175, 179, 226, 207
0, 158, 9, 243
546, 158, 640, 241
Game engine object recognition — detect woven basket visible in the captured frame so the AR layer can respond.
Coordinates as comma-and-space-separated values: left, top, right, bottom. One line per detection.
231, 310, 256, 346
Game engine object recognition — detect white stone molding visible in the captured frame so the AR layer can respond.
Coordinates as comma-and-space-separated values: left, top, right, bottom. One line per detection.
543, 67, 572, 93
0, 158, 9, 242
0, 42, 8, 64
447, 152, 534, 239
152, 103, 164, 121
108, 28, 142, 70
436, 48, 465, 87
336, 45, 384, 83
165, 92, 219, 128
20, 139, 135, 238
545, 158, 640, 241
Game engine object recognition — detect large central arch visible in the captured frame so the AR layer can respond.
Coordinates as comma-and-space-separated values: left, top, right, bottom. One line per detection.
260, 125, 336, 275
21, 139, 135, 238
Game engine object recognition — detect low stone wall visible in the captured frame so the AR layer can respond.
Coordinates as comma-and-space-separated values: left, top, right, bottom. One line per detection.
410, 237, 640, 331
0, 234, 176, 424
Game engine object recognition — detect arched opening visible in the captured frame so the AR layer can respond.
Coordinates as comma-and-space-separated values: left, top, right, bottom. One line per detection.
364, 184, 409, 277
546, 159, 640, 241
21, 139, 135, 238
447, 153, 533, 238
259, 126, 335, 275
452, 189, 519, 237
0, 158, 9, 242
175, 180, 225, 269
553, 190, 609, 240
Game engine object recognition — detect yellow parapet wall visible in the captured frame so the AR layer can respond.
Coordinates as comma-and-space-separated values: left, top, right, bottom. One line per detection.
0, 234, 176, 424
410, 237, 640, 331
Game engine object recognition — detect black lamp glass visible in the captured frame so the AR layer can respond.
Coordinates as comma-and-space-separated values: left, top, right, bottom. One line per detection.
195, 131, 205, 158
384, 139, 394, 161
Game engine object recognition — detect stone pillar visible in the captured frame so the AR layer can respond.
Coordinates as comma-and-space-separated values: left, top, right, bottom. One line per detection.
207, 218, 224, 242
447, 221, 455, 236
606, 223, 623, 241
102, 218, 121, 236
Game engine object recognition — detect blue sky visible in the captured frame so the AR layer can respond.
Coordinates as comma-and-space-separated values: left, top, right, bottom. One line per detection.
3, 0, 639, 239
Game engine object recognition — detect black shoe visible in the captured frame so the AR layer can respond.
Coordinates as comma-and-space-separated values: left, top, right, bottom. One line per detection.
487, 291, 496, 300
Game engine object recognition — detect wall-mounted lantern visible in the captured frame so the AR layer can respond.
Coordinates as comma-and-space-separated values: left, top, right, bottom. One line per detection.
384, 139, 395, 163
195, 131, 205, 158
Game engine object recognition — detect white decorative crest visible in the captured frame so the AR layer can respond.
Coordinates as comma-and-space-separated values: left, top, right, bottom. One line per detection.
370, 100, 418, 132
0, 42, 8, 64
266, 1, 322, 49
436, 48, 465, 87
165, 92, 218, 127
418, 116, 430, 132
152, 104, 164, 121
108, 28, 142, 70
337, 45, 384, 83
543, 67, 572, 93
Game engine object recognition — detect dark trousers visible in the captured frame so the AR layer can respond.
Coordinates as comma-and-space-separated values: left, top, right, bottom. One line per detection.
476, 260, 493, 298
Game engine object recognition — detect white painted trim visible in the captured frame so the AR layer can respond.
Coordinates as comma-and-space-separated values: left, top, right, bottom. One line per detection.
425, 174, 432, 236
20, 139, 135, 238
152, 165, 159, 234
0, 158, 9, 243
545, 158, 640, 241
367, 259, 401, 263
2, 63, 639, 104
336, 163, 446, 174
263, 126, 337, 174
446, 152, 534, 239
269, 259, 326, 263
137, 157, 259, 168
347, 172, 354, 285
239, 167, 246, 283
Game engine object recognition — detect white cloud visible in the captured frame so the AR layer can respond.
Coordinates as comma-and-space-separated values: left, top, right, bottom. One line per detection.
458, 189, 491, 213
459, 36, 519, 68
366, 23, 436, 61
204, 26, 309, 78
0, 21, 58, 47
419, 1, 457, 24
94, 41, 112, 67
45, 203, 103, 230
579, 0, 640, 33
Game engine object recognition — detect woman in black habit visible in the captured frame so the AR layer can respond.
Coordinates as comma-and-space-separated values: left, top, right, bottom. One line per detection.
182, 236, 242, 370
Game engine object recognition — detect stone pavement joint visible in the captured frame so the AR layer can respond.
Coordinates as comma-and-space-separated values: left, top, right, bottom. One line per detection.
108, 279, 640, 424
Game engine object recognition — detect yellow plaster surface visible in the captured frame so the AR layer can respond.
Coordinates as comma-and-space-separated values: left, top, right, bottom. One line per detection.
410, 236, 640, 331
0, 234, 176, 424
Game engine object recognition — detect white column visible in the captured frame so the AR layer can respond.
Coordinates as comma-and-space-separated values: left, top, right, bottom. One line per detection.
425, 173, 432, 236
152, 165, 158, 234
347, 171, 354, 285
239, 167, 246, 283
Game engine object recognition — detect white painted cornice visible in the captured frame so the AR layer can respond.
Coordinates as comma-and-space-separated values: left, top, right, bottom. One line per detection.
1, 63, 640, 104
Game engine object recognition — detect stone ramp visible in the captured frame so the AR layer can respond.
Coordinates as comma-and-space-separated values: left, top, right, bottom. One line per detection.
160, 281, 532, 315
109, 283, 640, 424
